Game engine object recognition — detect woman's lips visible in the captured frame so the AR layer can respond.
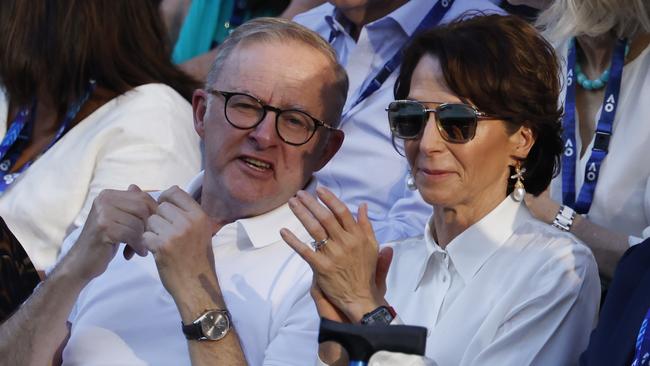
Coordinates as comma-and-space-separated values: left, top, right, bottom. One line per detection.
417, 168, 454, 181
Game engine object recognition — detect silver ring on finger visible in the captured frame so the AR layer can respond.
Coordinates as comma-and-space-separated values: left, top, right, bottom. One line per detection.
310, 237, 329, 251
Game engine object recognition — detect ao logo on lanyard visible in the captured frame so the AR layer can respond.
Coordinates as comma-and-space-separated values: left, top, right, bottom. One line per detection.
561, 39, 627, 214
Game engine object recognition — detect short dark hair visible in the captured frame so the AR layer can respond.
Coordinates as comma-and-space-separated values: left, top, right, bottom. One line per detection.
395, 14, 564, 196
0, 0, 200, 111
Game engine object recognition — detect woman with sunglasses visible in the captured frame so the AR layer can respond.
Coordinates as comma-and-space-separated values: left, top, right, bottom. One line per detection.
282, 15, 600, 365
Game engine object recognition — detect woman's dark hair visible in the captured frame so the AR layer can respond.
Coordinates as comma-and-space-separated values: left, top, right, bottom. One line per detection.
0, 0, 200, 111
394, 14, 564, 196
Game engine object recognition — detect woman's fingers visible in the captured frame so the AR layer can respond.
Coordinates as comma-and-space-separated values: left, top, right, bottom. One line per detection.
288, 197, 329, 243
280, 228, 320, 268
357, 203, 378, 244
295, 190, 345, 239
315, 187, 357, 231
375, 246, 394, 296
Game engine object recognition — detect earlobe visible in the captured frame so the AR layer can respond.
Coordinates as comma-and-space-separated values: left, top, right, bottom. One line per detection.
315, 130, 344, 171
192, 90, 208, 138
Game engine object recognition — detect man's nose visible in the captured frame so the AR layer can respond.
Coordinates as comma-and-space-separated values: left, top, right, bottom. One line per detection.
248, 111, 278, 149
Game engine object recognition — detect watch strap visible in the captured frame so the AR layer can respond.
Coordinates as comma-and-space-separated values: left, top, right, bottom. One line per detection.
181, 309, 231, 340
182, 320, 204, 340
552, 205, 576, 232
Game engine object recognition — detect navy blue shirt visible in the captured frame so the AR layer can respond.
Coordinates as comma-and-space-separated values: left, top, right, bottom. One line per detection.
581, 238, 650, 365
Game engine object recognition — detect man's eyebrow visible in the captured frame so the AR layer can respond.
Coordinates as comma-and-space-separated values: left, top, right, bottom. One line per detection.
283, 104, 310, 112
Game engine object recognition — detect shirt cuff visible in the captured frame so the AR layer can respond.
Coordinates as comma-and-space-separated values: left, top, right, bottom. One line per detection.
315, 355, 329, 366
629, 235, 644, 247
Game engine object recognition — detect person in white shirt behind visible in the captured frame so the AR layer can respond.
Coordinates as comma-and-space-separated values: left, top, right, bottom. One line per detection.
514, 0, 650, 284
282, 15, 600, 365
293, 0, 505, 243
0, 18, 347, 366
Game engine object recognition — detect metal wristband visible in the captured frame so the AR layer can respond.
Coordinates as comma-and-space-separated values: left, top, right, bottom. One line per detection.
552, 205, 576, 232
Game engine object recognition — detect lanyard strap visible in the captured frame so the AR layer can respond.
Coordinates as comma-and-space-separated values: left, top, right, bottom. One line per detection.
328, 0, 455, 116
632, 307, 650, 366
0, 80, 96, 193
561, 38, 626, 214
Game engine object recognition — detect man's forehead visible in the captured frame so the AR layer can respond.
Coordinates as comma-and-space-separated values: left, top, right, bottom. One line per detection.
213, 40, 335, 105
223, 39, 332, 73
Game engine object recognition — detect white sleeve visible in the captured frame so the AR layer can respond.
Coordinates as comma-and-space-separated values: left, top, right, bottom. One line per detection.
369, 351, 438, 366
69, 96, 201, 232
464, 243, 601, 365
263, 291, 320, 366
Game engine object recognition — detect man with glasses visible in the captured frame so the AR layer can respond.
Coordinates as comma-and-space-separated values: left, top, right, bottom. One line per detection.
0, 18, 347, 366
293, 0, 503, 243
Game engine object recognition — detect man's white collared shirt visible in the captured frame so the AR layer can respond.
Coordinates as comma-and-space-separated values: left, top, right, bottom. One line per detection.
61, 172, 319, 366
381, 197, 600, 365
294, 0, 504, 243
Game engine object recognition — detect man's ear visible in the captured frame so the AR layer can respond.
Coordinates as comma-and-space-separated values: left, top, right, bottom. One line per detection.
315, 129, 344, 171
509, 125, 535, 161
192, 89, 208, 139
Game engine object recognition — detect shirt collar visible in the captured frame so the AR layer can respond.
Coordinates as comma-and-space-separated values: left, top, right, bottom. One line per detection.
325, 0, 437, 39
415, 196, 533, 288
381, 0, 437, 37
186, 171, 316, 249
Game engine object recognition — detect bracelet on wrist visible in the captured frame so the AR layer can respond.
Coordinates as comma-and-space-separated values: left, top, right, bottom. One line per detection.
552, 205, 576, 232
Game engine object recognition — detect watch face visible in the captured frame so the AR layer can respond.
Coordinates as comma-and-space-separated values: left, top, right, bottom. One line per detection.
200, 311, 230, 340
362, 307, 394, 325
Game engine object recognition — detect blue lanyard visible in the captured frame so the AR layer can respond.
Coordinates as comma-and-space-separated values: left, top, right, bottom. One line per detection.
0, 80, 96, 193
328, 0, 455, 116
632, 307, 650, 366
561, 38, 626, 214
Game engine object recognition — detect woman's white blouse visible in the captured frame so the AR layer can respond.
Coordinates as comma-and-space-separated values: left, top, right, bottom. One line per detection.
381, 197, 600, 365
549, 42, 650, 245
0, 84, 201, 269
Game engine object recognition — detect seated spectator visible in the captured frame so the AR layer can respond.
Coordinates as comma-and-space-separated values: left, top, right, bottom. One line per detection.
580, 237, 650, 365
159, 0, 326, 81
283, 15, 600, 365
293, 0, 504, 243
522, 0, 650, 283
0, 217, 39, 322
0, 0, 202, 270
0, 18, 347, 365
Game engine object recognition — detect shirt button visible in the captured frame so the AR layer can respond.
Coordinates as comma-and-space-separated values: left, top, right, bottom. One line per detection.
442, 276, 447, 282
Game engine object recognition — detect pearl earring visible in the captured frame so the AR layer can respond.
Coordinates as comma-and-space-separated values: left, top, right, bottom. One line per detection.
406, 171, 417, 191
510, 162, 526, 202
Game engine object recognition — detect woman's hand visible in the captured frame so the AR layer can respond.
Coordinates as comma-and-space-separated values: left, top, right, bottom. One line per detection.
309, 247, 393, 323
281, 187, 391, 323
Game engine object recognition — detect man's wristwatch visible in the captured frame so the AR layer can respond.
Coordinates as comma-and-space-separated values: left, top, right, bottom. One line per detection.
360, 305, 396, 325
552, 205, 576, 232
182, 309, 231, 341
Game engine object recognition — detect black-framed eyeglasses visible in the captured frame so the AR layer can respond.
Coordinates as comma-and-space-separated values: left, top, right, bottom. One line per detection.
207, 89, 336, 146
387, 100, 501, 143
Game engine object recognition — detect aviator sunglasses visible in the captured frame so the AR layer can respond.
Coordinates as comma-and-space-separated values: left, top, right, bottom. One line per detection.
387, 100, 501, 143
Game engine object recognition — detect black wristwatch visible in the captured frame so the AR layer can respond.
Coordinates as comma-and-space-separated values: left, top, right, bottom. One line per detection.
182, 309, 231, 341
360, 305, 396, 325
